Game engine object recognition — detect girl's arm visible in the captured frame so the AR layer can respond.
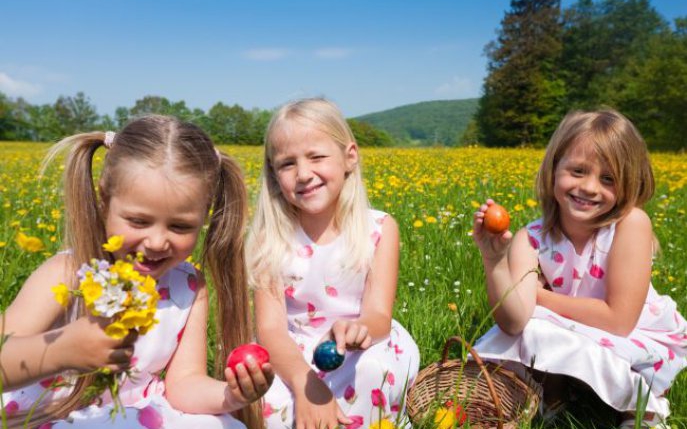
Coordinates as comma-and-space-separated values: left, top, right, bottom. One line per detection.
165, 281, 273, 414
1, 254, 136, 388
255, 285, 350, 428
537, 208, 652, 336
473, 201, 540, 335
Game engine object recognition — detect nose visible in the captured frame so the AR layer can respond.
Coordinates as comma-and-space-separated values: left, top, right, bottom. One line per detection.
144, 227, 170, 254
296, 162, 312, 182
579, 175, 600, 195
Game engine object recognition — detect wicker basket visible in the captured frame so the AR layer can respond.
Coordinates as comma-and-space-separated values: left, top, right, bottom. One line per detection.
406, 336, 542, 429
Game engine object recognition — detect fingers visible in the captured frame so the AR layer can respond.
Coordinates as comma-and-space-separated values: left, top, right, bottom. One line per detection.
225, 357, 275, 405
345, 324, 370, 350
336, 405, 353, 425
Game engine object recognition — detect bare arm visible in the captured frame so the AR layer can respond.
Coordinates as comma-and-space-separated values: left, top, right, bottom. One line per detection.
537, 208, 652, 336
473, 201, 540, 335
165, 282, 272, 414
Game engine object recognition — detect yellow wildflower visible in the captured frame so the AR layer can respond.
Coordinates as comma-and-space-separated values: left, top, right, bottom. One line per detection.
0, 242, 5, 248
102, 235, 124, 252
448, 302, 457, 312
526, 198, 538, 208
52, 283, 70, 307
369, 419, 396, 429
104, 322, 129, 340
413, 220, 423, 228
434, 407, 456, 429
16, 232, 45, 252
79, 274, 103, 307
426, 216, 437, 224
470, 200, 480, 209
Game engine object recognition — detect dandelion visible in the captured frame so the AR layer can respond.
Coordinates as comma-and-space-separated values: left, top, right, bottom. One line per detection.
369, 419, 396, 429
413, 219, 423, 228
526, 198, 538, 208
15, 232, 45, 252
448, 303, 457, 312
426, 216, 437, 224
102, 235, 124, 252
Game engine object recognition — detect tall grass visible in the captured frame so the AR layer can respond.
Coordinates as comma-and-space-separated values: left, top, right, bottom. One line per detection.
1, 143, 685, 427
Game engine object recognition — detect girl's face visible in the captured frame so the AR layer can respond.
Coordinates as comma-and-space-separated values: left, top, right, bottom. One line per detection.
553, 139, 617, 231
104, 163, 208, 279
271, 124, 357, 224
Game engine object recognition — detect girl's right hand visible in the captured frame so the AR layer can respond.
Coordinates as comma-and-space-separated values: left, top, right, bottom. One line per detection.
473, 199, 513, 262
293, 371, 352, 429
58, 316, 137, 373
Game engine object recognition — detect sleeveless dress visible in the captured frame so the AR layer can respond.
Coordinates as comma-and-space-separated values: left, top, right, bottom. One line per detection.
2, 261, 246, 429
474, 219, 687, 418
262, 210, 420, 429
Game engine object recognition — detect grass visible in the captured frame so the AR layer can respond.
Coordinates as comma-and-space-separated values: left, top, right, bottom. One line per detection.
1, 142, 686, 427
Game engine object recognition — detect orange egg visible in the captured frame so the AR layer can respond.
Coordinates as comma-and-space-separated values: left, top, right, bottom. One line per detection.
483, 204, 510, 234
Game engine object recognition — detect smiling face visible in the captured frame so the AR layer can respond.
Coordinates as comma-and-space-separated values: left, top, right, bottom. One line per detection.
103, 162, 208, 279
553, 138, 617, 234
270, 123, 357, 225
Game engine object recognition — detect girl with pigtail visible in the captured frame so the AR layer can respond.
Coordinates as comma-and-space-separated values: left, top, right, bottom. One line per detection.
0, 115, 273, 428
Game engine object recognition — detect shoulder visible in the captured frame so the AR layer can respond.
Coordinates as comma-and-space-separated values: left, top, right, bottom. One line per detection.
27, 252, 73, 288
608, 207, 652, 248
616, 207, 652, 232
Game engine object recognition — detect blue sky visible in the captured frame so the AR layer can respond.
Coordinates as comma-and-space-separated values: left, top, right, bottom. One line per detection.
1, 1, 685, 118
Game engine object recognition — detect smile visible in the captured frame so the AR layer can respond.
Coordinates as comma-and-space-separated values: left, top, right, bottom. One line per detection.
297, 184, 323, 196
569, 194, 599, 207
135, 256, 167, 274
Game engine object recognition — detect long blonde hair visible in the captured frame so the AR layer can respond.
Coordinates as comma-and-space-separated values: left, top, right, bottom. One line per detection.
23, 115, 261, 427
536, 109, 655, 241
247, 98, 372, 289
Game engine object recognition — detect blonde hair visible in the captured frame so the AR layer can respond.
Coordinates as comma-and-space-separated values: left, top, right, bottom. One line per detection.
26, 115, 262, 427
536, 109, 655, 240
247, 98, 372, 289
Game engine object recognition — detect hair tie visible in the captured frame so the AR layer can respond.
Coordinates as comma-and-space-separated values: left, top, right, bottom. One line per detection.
104, 131, 116, 148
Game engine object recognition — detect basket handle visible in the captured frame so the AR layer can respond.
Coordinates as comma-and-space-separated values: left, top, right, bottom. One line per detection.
441, 336, 504, 429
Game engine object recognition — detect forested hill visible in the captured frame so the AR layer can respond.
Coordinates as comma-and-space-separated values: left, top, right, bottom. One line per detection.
355, 98, 479, 146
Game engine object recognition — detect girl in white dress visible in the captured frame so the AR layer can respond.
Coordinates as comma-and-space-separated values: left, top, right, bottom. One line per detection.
247, 98, 420, 429
472, 109, 686, 428
0, 115, 273, 428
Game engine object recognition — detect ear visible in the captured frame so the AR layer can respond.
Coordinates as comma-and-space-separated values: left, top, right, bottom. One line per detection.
344, 141, 359, 173
98, 183, 109, 216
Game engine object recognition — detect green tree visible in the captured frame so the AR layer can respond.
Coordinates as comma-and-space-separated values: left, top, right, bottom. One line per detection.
204, 102, 252, 144
53, 92, 99, 136
348, 119, 393, 147
600, 19, 687, 150
477, 0, 566, 147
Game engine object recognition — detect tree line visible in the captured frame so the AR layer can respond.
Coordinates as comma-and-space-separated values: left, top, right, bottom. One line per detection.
0, 93, 393, 147
473, 0, 687, 151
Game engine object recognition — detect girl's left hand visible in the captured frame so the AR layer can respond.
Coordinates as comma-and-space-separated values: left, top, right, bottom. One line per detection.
224, 357, 275, 407
328, 320, 372, 354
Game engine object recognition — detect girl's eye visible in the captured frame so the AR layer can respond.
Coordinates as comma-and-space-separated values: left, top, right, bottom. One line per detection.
171, 224, 194, 232
128, 218, 148, 227
278, 161, 294, 170
571, 168, 584, 176
601, 175, 615, 185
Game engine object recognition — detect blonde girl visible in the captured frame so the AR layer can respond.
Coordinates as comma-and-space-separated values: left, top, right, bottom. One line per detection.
472, 109, 686, 428
248, 98, 419, 429
0, 115, 273, 428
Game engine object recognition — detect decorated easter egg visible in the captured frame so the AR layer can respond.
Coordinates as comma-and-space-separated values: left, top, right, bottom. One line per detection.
313, 340, 344, 372
483, 204, 510, 234
226, 343, 270, 373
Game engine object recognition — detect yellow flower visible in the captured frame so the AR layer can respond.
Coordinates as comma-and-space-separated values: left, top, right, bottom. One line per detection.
79, 275, 103, 307
434, 407, 456, 429
526, 198, 538, 208
470, 200, 481, 209
15, 232, 45, 252
104, 322, 129, 340
0, 242, 6, 248
426, 216, 437, 224
514, 204, 524, 212
448, 302, 457, 312
102, 235, 124, 252
52, 283, 70, 307
369, 419, 396, 429
413, 220, 423, 228
119, 309, 151, 329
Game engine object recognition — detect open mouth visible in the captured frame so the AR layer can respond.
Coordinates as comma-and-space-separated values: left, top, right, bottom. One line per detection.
135, 256, 167, 274
569, 194, 599, 207
297, 183, 323, 196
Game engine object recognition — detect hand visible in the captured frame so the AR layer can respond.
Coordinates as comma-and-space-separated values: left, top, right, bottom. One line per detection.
294, 371, 352, 429
224, 356, 274, 407
57, 316, 137, 373
473, 199, 513, 262
328, 319, 372, 354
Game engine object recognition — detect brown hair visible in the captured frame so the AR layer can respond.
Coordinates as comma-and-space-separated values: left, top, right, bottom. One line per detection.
536, 109, 655, 240
25, 115, 261, 427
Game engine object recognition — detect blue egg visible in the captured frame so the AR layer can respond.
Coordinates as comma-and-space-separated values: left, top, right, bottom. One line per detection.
313, 340, 345, 372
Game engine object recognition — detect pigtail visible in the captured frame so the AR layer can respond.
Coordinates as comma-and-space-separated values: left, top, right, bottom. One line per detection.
202, 152, 263, 427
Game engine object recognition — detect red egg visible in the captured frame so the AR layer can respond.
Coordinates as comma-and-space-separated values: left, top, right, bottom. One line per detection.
483, 204, 510, 234
226, 343, 270, 372
444, 400, 468, 425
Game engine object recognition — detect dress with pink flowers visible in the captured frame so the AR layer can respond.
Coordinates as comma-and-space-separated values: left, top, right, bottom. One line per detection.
2, 261, 247, 429
474, 219, 687, 418
262, 210, 420, 429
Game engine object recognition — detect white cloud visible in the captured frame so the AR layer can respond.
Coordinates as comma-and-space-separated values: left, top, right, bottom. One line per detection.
243, 49, 290, 61
434, 76, 477, 98
314, 48, 353, 60
0, 72, 41, 97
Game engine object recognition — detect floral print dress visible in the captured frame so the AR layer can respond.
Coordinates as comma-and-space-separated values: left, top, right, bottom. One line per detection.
475, 219, 687, 418
262, 210, 420, 429
2, 262, 247, 429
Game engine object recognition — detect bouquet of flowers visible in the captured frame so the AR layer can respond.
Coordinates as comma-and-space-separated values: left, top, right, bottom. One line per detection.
51, 235, 160, 417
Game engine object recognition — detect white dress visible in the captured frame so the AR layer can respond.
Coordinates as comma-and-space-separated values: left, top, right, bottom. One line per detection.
2, 262, 247, 429
262, 210, 420, 429
474, 219, 687, 418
